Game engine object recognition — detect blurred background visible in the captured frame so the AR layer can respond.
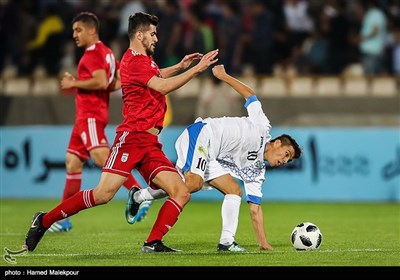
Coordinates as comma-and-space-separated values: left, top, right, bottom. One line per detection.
0, 0, 399, 201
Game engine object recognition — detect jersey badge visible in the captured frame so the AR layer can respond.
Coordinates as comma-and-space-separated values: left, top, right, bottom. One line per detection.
121, 153, 129, 163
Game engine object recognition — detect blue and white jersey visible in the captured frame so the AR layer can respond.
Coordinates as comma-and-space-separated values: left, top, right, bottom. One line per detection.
175, 96, 271, 204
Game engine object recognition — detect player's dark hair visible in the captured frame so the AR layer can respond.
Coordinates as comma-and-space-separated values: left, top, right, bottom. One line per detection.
72, 12, 100, 34
127, 12, 158, 40
271, 134, 302, 160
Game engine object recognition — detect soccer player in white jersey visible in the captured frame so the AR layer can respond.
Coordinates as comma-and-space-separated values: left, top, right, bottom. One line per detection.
126, 64, 302, 252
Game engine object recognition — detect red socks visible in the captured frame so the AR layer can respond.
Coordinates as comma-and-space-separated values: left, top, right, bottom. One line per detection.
62, 172, 82, 201
42, 189, 95, 228
146, 198, 182, 242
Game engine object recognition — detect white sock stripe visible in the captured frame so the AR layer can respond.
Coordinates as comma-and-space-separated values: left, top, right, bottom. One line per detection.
66, 174, 82, 180
88, 118, 99, 146
83, 190, 93, 208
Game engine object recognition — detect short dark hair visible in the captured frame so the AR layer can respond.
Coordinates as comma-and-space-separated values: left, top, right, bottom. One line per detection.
72, 12, 100, 34
271, 134, 302, 160
127, 12, 158, 39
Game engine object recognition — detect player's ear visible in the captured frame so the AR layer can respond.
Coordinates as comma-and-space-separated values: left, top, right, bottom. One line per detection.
137, 31, 143, 41
89, 27, 97, 36
273, 139, 282, 147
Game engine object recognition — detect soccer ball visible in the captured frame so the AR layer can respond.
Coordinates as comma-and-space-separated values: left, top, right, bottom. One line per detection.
290, 222, 322, 251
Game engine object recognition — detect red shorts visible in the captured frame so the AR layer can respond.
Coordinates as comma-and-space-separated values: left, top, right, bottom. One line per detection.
67, 118, 109, 161
103, 130, 178, 189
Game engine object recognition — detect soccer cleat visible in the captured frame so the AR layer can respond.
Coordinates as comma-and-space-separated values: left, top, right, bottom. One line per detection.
217, 241, 247, 252
125, 187, 141, 224
142, 240, 182, 253
135, 200, 153, 222
25, 212, 48, 252
47, 218, 72, 232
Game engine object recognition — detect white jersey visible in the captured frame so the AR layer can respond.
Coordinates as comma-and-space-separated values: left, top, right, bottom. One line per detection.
175, 96, 271, 204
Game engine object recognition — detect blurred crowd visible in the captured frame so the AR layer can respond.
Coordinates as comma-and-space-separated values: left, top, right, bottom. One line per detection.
1, 0, 400, 79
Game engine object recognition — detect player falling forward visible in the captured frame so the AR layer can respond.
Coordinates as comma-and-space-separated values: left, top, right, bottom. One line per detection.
126, 64, 302, 252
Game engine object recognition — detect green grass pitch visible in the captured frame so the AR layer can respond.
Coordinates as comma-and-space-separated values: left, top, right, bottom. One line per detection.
0, 199, 399, 270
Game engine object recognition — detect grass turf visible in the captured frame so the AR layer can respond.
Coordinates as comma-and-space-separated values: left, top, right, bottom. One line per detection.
1, 199, 399, 270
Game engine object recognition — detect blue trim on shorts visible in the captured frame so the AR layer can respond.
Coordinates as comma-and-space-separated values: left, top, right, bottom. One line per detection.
182, 121, 207, 172
244, 95, 258, 108
247, 194, 262, 205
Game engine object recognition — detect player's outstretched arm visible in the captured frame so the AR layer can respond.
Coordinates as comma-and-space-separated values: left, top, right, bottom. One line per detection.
212, 64, 254, 100
160, 52, 204, 78
148, 49, 219, 95
248, 202, 274, 251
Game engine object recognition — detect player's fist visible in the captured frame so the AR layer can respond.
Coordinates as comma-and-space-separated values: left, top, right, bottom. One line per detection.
60, 72, 76, 94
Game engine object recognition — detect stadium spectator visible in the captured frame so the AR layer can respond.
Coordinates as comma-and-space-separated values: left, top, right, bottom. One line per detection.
127, 64, 302, 251
354, 0, 388, 76
2, 0, 399, 79
24, 12, 219, 253
48, 12, 143, 232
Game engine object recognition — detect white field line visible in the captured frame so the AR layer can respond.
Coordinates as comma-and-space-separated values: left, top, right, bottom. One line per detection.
16, 248, 397, 258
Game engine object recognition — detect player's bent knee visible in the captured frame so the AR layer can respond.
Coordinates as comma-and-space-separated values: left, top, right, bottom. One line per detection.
186, 182, 203, 193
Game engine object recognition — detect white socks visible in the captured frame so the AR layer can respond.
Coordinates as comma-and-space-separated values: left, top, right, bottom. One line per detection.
219, 194, 241, 245
134, 187, 167, 203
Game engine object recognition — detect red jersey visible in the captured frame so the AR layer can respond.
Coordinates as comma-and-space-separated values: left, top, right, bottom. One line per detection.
117, 49, 166, 132
75, 41, 118, 124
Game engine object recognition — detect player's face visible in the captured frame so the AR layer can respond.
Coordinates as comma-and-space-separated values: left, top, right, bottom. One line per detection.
141, 25, 158, 56
265, 141, 295, 167
72, 21, 92, 48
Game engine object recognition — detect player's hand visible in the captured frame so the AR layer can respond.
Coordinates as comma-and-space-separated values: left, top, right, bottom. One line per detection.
60, 72, 76, 90
260, 242, 274, 251
179, 52, 203, 69
212, 64, 226, 79
193, 49, 219, 73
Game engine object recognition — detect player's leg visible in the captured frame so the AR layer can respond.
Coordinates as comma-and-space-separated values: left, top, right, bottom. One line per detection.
24, 172, 126, 252
141, 170, 190, 252
136, 139, 191, 252
49, 126, 87, 233
127, 169, 204, 225
25, 130, 136, 252
125, 122, 208, 224
208, 173, 247, 252
125, 186, 165, 224
63, 152, 85, 201
62, 124, 89, 202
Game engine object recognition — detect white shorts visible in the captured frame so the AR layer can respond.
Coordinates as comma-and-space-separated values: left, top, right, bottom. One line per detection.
175, 120, 229, 189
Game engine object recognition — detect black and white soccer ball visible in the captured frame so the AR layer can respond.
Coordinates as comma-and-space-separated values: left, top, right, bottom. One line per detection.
291, 222, 322, 251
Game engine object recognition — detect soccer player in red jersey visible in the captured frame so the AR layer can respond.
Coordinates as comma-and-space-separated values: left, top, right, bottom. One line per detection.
50, 12, 142, 232
25, 12, 219, 252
